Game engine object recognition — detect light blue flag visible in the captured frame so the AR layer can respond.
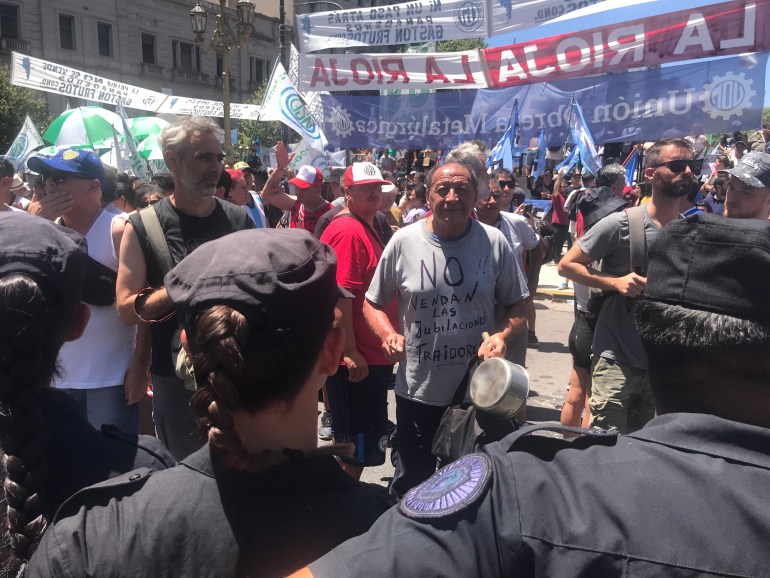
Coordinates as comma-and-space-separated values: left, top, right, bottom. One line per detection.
487, 101, 525, 170
486, 115, 513, 169
567, 98, 601, 176
531, 128, 547, 179
554, 145, 578, 173
624, 147, 638, 185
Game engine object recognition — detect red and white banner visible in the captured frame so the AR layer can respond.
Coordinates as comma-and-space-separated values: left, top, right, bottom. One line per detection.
484, 0, 770, 88
298, 51, 486, 92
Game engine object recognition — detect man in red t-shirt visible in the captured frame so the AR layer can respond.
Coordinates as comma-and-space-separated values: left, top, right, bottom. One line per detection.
261, 164, 332, 234
320, 162, 397, 479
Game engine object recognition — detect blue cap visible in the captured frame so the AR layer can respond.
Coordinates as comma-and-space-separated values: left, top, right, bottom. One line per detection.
28, 148, 106, 190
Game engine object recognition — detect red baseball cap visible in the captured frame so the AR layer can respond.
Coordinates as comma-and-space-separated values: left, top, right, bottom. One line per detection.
343, 162, 390, 188
289, 165, 324, 189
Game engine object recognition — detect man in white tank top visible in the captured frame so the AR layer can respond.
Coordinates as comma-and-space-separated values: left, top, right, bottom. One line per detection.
28, 149, 143, 434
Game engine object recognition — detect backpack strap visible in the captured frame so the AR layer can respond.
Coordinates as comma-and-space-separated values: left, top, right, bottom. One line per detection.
138, 206, 174, 276
502, 423, 618, 452
625, 205, 647, 276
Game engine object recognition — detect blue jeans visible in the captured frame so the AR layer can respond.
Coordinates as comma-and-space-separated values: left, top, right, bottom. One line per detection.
59, 385, 139, 435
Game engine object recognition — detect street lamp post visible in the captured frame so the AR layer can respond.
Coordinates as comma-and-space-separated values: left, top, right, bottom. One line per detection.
190, 0, 255, 164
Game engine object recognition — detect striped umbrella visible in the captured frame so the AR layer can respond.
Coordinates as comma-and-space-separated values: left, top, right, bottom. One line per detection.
128, 117, 170, 140
43, 106, 124, 147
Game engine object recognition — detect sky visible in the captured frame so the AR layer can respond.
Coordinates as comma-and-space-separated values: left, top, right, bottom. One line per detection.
485, 0, 770, 106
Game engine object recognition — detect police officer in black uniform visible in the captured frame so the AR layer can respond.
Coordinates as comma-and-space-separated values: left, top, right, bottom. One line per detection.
28, 228, 391, 577
0, 213, 175, 576
296, 214, 770, 577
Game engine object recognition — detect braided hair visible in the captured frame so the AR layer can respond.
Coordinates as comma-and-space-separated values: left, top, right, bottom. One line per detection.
189, 305, 352, 472
0, 274, 74, 576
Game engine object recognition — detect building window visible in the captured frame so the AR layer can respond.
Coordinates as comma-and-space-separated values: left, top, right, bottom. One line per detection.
97, 22, 112, 57
141, 33, 156, 64
172, 39, 200, 72
59, 14, 75, 50
250, 57, 267, 85
0, 3, 20, 39
216, 54, 222, 77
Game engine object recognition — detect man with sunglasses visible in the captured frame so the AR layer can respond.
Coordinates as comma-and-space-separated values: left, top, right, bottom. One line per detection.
28, 149, 143, 435
559, 138, 695, 434
721, 151, 770, 220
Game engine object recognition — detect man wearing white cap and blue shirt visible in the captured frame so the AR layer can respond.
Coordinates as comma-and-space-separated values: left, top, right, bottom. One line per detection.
261, 161, 332, 235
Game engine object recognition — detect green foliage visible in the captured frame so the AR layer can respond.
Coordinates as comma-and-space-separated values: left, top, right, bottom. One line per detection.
435, 38, 487, 52
395, 38, 487, 54
762, 107, 770, 127
238, 81, 284, 149
0, 66, 51, 151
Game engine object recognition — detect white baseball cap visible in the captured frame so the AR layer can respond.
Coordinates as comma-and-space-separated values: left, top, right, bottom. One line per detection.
289, 165, 324, 189
343, 162, 390, 188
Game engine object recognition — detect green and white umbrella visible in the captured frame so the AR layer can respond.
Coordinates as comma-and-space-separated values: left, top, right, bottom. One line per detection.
137, 135, 164, 161
43, 106, 124, 147
128, 117, 169, 141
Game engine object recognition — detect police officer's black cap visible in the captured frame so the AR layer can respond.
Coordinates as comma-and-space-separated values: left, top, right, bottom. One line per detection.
0, 212, 88, 311
645, 214, 770, 322
165, 229, 353, 333
578, 186, 629, 230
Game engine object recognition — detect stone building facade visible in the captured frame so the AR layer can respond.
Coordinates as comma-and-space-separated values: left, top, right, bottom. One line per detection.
1, 0, 370, 117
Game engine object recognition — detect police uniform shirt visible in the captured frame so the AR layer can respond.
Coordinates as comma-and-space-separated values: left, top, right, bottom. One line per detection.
0, 388, 175, 519
306, 413, 770, 577
28, 444, 391, 578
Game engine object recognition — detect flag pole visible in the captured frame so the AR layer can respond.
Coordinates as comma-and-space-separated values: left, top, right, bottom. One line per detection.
621, 144, 638, 166
563, 94, 575, 156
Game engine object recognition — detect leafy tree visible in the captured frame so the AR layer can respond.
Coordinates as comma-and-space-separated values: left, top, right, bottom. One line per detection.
238, 81, 284, 149
762, 107, 770, 127
0, 66, 51, 151
436, 38, 487, 52
396, 38, 487, 54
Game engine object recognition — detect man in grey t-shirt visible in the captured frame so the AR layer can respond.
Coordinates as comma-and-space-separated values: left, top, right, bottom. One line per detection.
364, 162, 528, 499
559, 138, 697, 433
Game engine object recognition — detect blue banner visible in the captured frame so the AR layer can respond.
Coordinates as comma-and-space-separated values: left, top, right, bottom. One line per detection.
320, 54, 767, 150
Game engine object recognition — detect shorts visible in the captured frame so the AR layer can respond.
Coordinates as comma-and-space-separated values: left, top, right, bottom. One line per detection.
568, 310, 597, 370
325, 364, 392, 467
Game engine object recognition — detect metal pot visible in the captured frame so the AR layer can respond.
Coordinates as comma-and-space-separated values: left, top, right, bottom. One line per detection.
469, 357, 530, 420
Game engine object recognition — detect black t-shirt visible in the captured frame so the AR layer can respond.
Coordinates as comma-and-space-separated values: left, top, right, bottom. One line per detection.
532, 181, 554, 199
128, 197, 254, 375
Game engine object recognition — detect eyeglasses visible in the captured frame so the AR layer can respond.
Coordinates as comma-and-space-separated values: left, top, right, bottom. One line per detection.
651, 159, 703, 173
497, 180, 514, 189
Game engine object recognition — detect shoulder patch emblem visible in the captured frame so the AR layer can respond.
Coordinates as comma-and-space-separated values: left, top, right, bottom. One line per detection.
400, 453, 492, 519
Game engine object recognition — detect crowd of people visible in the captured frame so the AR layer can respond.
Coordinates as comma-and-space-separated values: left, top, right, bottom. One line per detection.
1, 117, 769, 576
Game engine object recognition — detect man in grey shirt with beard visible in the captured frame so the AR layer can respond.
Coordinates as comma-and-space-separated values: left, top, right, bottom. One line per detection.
559, 138, 697, 433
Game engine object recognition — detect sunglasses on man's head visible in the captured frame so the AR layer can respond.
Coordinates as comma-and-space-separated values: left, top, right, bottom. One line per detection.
651, 159, 703, 174
497, 180, 515, 189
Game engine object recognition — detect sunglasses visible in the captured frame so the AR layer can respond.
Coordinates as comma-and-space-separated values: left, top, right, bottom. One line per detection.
651, 159, 703, 173
497, 180, 515, 189
46, 172, 91, 184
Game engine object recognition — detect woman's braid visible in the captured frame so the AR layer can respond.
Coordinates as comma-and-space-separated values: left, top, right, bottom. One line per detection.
0, 276, 68, 576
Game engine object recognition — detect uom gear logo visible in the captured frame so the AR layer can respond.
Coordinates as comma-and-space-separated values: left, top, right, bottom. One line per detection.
454, 0, 483, 33
700, 72, 756, 121
7, 134, 28, 160
280, 87, 321, 140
